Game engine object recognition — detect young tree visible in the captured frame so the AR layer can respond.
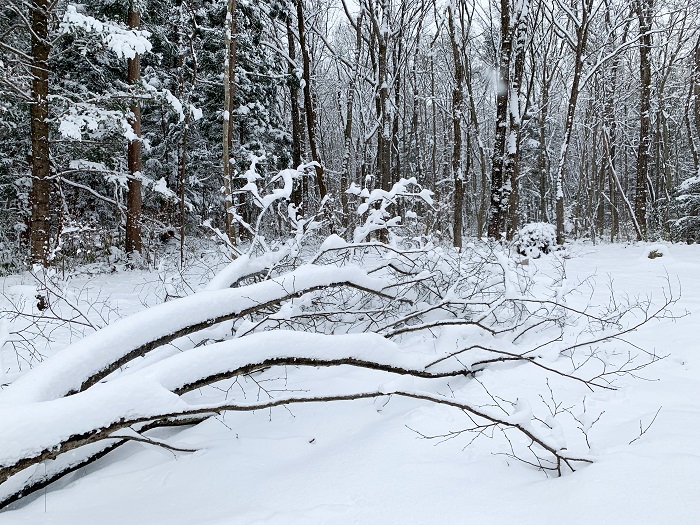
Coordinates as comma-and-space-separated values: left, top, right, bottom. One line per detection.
550, 0, 595, 245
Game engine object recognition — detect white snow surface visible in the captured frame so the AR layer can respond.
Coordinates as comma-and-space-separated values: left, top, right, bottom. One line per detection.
2, 243, 700, 524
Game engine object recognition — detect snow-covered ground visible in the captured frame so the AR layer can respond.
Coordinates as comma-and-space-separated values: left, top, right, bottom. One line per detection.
1, 242, 699, 524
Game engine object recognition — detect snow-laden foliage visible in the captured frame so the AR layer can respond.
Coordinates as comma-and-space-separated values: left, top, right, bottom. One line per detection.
60, 5, 152, 60
349, 178, 433, 243
673, 175, 700, 243
514, 222, 557, 257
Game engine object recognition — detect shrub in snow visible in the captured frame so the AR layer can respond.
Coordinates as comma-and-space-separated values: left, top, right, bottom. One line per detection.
513, 222, 557, 257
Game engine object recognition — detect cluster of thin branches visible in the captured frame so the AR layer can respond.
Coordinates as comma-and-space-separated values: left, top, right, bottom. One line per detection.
0, 237, 679, 510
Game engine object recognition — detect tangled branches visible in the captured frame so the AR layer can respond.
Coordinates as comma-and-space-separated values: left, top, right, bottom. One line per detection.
0, 238, 679, 510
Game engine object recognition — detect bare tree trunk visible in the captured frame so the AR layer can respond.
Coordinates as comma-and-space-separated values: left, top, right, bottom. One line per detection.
286, 20, 302, 172
341, 10, 364, 233
286, 17, 304, 210
634, 0, 653, 240
538, 77, 550, 223
694, 37, 700, 177
448, 4, 464, 249
603, 129, 642, 240
296, 0, 327, 200
390, 4, 406, 187
177, 4, 196, 268
125, 2, 143, 255
29, 0, 51, 266
603, 0, 629, 241
554, 0, 594, 245
222, 0, 237, 248
487, 0, 513, 240
464, 57, 489, 238
504, 0, 530, 240
687, 36, 700, 177
377, 2, 391, 193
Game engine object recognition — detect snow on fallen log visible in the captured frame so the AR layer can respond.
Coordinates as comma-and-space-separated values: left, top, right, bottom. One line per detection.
0, 330, 590, 489
123, 330, 462, 393
203, 249, 287, 291
0, 264, 387, 406
0, 331, 449, 471
0, 330, 476, 485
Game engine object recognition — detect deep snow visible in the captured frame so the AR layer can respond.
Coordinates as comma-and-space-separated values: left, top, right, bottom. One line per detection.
1, 242, 699, 525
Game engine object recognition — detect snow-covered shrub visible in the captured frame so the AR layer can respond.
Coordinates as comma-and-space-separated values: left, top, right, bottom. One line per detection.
513, 222, 557, 257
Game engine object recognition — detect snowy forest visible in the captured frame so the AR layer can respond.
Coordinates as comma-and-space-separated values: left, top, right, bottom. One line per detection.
1, 0, 700, 523
0, 0, 699, 265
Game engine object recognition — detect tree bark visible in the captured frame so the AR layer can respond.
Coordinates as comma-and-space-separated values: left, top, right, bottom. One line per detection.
340, 9, 364, 234
296, 0, 327, 201
554, 0, 594, 245
687, 36, 700, 177
448, 5, 464, 249
487, 0, 512, 240
29, 0, 51, 266
125, 2, 143, 255
222, 0, 237, 248
634, 0, 653, 240
694, 37, 700, 177
538, 74, 550, 223
504, 0, 530, 240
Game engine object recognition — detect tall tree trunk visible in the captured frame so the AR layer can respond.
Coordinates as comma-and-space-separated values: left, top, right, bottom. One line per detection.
448, 5, 464, 249
222, 0, 237, 248
125, 2, 143, 255
554, 0, 594, 245
390, 4, 406, 186
538, 77, 550, 223
487, 0, 512, 240
376, 1, 391, 193
687, 36, 700, 178
286, 17, 304, 210
634, 0, 653, 240
29, 0, 51, 266
464, 57, 489, 238
694, 37, 700, 177
603, 0, 629, 241
296, 0, 327, 200
504, 0, 530, 240
177, 3, 196, 268
340, 10, 364, 234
